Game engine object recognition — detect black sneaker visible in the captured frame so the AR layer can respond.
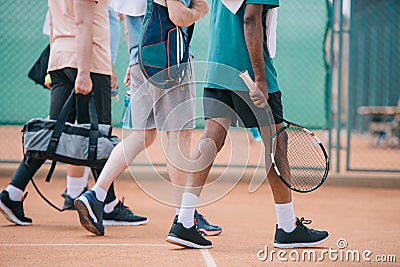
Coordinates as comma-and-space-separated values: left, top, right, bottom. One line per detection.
274, 217, 329, 248
194, 210, 222, 236
173, 211, 222, 236
62, 187, 88, 210
166, 222, 212, 249
61, 189, 67, 198
74, 190, 105, 236
0, 190, 32, 226
103, 198, 148, 226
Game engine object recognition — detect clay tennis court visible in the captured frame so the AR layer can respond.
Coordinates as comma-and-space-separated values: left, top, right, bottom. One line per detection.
0, 127, 399, 266
0, 171, 399, 266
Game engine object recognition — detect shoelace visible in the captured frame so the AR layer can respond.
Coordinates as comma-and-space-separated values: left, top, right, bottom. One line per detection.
299, 217, 312, 225
194, 211, 209, 225
298, 217, 317, 234
117, 197, 135, 215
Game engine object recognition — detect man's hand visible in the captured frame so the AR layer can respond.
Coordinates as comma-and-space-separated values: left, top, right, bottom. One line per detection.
124, 66, 131, 87
75, 72, 92, 95
190, 0, 209, 20
249, 80, 268, 108
111, 66, 118, 92
166, 0, 208, 27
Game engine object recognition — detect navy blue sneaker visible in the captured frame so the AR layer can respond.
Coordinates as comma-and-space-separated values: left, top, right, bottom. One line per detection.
167, 222, 212, 249
274, 217, 329, 248
194, 210, 222, 236
0, 190, 32, 226
103, 198, 148, 226
74, 190, 105, 236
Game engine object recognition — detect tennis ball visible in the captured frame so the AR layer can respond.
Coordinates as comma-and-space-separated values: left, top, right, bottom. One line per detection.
44, 74, 52, 85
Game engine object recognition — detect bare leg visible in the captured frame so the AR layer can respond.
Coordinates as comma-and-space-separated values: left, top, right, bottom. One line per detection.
260, 122, 291, 204
175, 118, 230, 230
95, 129, 157, 191
260, 123, 295, 234
165, 130, 191, 208
67, 165, 86, 177
184, 118, 231, 196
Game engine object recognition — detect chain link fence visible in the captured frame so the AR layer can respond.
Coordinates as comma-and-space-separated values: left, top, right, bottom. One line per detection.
341, 0, 400, 172
0, 0, 329, 163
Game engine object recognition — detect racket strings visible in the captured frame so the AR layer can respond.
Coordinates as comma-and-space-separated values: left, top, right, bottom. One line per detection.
274, 127, 327, 191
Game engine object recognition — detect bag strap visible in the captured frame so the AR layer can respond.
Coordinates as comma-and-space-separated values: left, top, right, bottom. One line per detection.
30, 177, 65, 212
45, 161, 57, 182
181, 24, 195, 64
46, 90, 100, 161
30, 166, 102, 213
46, 90, 75, 155
88, 97, 99, 161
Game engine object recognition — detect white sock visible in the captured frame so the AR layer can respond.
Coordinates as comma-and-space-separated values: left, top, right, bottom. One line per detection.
104, 198, 119, 213
178, 192, 198, 228
66, 168, 89, 198
275, 202, 296, 233
91, 184, 107, 202
6, 185, 23, 201
175, 208, 180, 216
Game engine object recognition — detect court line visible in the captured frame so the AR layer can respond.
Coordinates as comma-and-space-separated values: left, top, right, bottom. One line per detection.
3, 244, 218, 266
0, 243, 169, 247
200, 249, 217, 267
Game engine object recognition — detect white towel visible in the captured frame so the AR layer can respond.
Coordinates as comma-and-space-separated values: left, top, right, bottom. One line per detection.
109, 0, 147, 16
265, 8, 277, 58
221, 0, 244, 14
222, 0, 278, 58
154, 0, 167, 7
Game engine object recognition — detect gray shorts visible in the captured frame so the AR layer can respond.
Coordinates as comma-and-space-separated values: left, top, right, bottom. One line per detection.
129, 61, 196, 132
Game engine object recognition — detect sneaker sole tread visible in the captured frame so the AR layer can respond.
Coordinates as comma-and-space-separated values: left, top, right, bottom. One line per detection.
166, 236, 212, 249
103, 219, 148, 226
74, 199, 104, 236
198, 228, 222, 236
274, 235, 329, 248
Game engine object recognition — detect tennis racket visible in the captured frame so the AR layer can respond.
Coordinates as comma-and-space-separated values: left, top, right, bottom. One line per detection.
239, 70, 329, 193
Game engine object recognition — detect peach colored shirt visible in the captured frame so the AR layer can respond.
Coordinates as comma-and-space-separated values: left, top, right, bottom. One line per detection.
48, 0, 112, 75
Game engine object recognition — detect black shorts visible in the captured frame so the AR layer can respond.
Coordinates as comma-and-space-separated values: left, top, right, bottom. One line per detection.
203, 88, 283, 128
49, 68, 111, 124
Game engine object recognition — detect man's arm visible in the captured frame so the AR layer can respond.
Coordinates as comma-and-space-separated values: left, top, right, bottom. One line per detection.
166, 0, 208, 27
74, 0, 96, 95
122, 15, 132, 87
244, 4, 268, 107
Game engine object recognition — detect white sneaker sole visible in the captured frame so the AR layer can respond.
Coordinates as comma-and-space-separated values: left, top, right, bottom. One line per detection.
103, 218, 149, 226
0, 200, 32, 226
274, 235, 329, 248
198, 228, 222, 236
166, 236, 212, 249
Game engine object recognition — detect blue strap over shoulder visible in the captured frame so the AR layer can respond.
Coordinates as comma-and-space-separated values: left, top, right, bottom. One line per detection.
138, 0, 195, 89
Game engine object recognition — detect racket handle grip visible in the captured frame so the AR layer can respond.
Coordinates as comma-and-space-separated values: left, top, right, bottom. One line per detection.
239, 70, 258, 93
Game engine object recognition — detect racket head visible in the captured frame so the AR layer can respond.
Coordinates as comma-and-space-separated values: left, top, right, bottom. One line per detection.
271, 123, 329, 193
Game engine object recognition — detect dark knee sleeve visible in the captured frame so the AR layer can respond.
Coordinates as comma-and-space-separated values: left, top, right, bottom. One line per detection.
10, 154, 45, 191
105, 183, 117, 204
